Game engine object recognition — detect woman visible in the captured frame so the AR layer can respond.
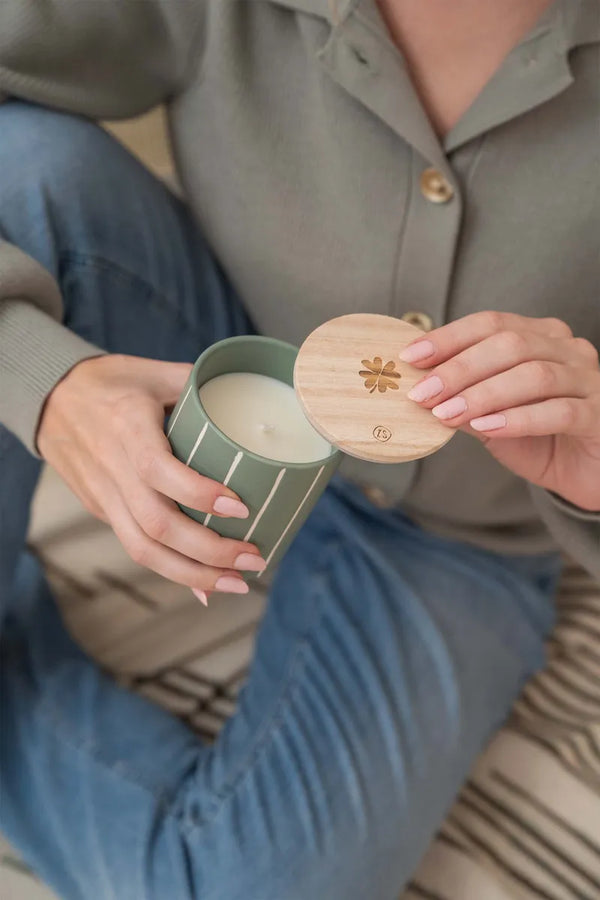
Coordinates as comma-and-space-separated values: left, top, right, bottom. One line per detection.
0, 1, 598, 898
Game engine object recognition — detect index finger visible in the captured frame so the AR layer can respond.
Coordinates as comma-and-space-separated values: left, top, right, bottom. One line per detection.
398, 311, 573, 367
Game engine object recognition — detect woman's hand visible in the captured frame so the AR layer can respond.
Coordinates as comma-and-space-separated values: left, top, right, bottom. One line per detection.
37, 354, 267, 604
400, 312, 600, 511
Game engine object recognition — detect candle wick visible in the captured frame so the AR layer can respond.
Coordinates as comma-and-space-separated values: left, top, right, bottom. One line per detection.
260, 423, 275, 434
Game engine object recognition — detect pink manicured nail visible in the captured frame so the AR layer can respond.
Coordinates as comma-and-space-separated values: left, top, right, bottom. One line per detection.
215, 576, 249, 594
432, 396, 467, 420
407, 375, 443, 402
399, 340, 435, 363
213, 496, 250, 518
192, 589, 208, 607
470, 414, 507, 431
234, 553, 267, 573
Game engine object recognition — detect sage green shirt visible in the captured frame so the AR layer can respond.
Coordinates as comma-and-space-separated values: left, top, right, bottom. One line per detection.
1, 0, 599, 577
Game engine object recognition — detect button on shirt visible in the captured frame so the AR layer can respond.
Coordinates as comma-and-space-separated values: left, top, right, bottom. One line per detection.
0, 0, 598, 571
401, 311, 434, 333
419, 169, 455, 204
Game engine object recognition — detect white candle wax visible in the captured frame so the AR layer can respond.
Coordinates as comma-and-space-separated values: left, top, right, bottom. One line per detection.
198, 372, 331, 463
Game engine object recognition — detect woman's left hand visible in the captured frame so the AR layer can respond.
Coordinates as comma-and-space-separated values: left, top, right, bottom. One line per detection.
400, 311, 600, 511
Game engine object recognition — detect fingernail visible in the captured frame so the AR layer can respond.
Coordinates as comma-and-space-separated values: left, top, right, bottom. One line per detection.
234, 553, 267, 573
407, 375, 443, 402
432, 396, 467, 420
399, 340, 435, 363
213, 496, 250, 518
470, 414, 507, 431
215, 576, 249, 594
192, 589, 208, 606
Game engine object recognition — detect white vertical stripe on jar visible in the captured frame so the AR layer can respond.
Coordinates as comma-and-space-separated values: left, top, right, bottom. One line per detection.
185, 421, 209, 466
243, 468, 287, 542
204, 451, 244, 527
260, 465, 326, 574
167, 383, 193, 437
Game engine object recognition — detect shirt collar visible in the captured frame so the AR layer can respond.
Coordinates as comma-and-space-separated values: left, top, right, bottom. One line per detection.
257, 0, 599, 157
445, 0, 600, 151
318, 4, 447, 168
263, 0, 599, 44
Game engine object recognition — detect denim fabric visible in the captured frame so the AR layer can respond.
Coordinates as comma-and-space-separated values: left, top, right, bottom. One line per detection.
0, 103, 563, 900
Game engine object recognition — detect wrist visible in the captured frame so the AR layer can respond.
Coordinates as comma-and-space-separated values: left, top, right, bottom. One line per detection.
36, 354, 105, 456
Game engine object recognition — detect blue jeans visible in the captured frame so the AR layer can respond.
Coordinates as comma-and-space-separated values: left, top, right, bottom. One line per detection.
0, 102, 562, 900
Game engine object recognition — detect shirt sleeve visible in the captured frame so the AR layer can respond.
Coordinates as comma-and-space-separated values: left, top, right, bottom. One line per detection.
528, 484, 600, 582
0, 2, 205, 453
0, 0, 204, 119
0, 244, 105, 454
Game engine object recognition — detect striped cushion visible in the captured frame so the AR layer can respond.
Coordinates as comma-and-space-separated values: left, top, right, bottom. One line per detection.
404, 560, 600, 900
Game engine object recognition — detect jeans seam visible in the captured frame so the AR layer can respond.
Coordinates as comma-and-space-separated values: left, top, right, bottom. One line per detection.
180, 534, 341, 837
59, 250, 197, 336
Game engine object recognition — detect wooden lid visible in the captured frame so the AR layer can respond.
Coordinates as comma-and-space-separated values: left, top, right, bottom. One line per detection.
294, 313, 454, 463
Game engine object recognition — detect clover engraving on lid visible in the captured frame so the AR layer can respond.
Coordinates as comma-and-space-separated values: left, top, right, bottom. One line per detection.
359, 357, 401, 394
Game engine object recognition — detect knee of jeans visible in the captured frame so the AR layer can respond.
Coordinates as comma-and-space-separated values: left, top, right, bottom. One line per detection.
0, 100, 133, 259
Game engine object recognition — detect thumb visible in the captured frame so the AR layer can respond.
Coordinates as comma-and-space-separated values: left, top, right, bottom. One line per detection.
137, 359, 194, 406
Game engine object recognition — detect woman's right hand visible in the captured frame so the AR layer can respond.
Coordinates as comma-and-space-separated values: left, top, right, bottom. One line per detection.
37, 354, 266, 604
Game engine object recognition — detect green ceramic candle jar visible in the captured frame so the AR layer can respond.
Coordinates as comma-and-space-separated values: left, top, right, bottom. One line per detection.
166, 336, 342, 574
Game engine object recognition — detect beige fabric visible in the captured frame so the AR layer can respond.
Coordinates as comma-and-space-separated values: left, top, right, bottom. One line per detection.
104, 108, 173, 182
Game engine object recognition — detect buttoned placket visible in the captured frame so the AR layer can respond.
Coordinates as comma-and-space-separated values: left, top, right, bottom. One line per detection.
317, 5, 463, 334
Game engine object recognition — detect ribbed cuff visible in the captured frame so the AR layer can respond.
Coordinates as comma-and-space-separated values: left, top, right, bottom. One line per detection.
528, 483, 600, 583
0, 299, 105, 455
